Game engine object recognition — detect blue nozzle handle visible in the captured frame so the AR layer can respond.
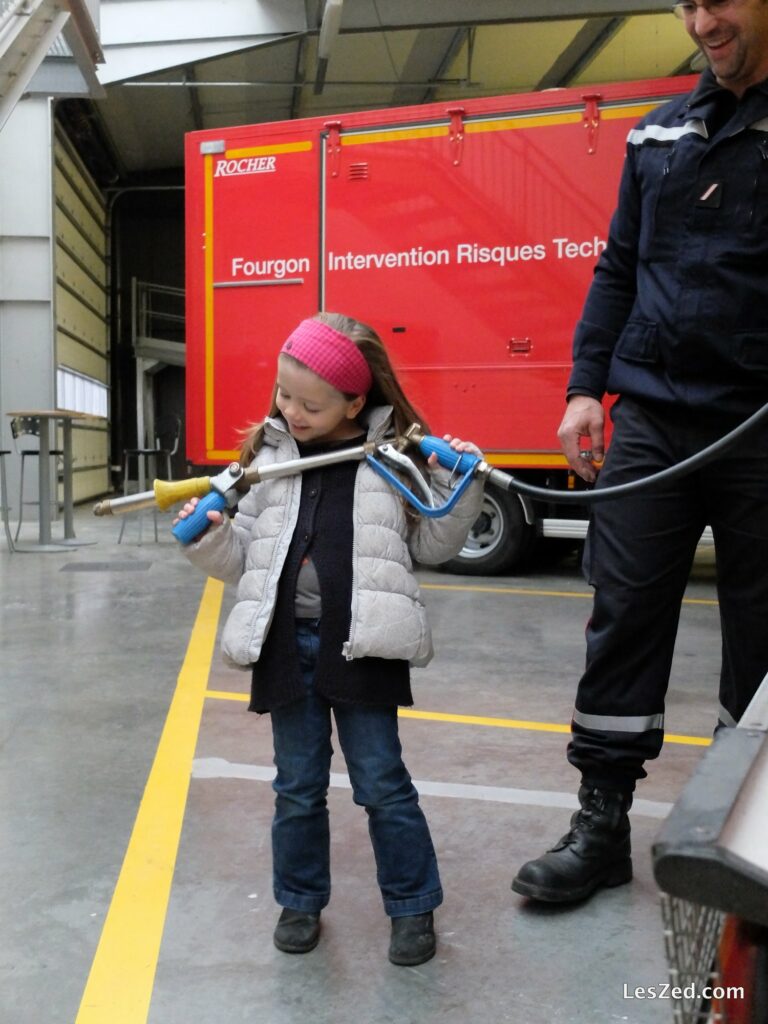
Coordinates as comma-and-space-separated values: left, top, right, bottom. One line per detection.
171, 490, 228, 545
368, 455, 478, 518
366, 430, 481, 518
416, 435, 482, 476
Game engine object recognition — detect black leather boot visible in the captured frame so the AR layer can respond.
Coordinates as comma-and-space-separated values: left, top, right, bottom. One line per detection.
273, 908, 321, 953
511, 785, 633, 903
388, 911, 436, 966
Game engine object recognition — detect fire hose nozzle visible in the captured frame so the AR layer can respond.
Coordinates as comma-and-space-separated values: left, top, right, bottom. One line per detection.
93, 491, 157, 516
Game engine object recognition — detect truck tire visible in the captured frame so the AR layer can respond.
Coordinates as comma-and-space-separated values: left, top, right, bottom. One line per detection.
439, 489, 534, 575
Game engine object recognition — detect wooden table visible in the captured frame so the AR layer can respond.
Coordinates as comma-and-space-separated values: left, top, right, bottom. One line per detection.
6, 409, 94, 552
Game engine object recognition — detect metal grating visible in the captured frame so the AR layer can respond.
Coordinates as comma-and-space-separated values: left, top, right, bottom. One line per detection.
661, 894, 726, 1024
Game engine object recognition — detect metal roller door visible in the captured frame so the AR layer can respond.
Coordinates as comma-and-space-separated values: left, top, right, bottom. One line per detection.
54, 124, 110, 502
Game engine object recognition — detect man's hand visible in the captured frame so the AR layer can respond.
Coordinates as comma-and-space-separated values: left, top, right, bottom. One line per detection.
557, 396, 605, 483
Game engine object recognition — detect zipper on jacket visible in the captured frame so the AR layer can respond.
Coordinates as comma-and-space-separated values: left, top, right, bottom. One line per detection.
245, 429, 301, 661
342, 412, 396, 661
343, 477, 361, 662
748, 138, 768, 225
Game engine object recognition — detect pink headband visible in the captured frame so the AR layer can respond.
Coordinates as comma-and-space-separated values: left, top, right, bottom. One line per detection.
280, 319, 373, 396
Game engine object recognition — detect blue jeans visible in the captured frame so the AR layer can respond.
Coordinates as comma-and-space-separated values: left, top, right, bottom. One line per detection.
269, 620, 443, 917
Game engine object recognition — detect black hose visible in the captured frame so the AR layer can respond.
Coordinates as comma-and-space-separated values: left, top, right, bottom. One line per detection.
489, 400, 768, 505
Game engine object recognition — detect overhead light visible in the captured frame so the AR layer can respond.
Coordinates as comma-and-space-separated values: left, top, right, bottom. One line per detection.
314, 0, 343, 95
318, 0, 344, 60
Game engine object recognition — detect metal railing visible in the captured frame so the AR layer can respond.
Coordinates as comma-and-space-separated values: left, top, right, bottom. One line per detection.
131, 279, 185, 348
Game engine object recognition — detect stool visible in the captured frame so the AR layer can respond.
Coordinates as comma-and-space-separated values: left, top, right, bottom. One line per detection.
0, 450, 14, 552
118, 414, 181, 544
118, 448, 164, 543
10, 416, 64, 543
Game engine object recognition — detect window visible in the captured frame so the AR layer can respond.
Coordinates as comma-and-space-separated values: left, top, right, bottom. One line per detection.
57, 366, 108, 418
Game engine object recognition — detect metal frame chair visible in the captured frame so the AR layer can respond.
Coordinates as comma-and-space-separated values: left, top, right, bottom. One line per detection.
118, 414, 182, 543
0, 449, 15, 552
9, 416, 64, 543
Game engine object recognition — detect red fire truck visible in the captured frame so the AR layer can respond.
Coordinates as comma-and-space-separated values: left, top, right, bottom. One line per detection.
184, 74, 696, 574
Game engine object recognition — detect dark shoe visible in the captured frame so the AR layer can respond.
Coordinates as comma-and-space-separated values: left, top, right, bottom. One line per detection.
388, 911, 436, 966
511, 785, 633, 903
273, 908, 321, 953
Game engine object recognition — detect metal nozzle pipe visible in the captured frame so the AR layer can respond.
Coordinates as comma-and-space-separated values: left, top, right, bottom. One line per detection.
93, 490, 157, 517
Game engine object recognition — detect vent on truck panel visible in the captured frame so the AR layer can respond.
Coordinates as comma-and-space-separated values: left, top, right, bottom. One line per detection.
348, 162, 369, 180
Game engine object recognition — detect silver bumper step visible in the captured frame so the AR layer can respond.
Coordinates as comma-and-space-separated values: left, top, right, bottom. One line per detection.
539, 519, 714, 546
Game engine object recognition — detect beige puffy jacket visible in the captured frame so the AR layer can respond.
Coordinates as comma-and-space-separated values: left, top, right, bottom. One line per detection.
183, 406, 484, 668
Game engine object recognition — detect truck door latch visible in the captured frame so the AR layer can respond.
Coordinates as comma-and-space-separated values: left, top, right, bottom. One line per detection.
582, 94, 602, 155
324, 120, 343, 177
447, 107, 465, 166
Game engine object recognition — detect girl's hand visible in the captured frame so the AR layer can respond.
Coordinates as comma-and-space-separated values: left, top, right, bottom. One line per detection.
426, 433, 483, 469
172, 495, 224, 537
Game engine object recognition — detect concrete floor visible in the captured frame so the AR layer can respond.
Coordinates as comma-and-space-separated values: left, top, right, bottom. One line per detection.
0, 508, 722, 1024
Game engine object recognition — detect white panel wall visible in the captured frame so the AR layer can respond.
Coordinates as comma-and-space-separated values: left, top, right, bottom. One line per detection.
0, 98, 57, 511
0, 96, 111, 519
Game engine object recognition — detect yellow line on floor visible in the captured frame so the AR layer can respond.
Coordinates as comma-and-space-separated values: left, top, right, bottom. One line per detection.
75, 578, 225, 1024
204, 690, 711, 746
420, 582, 718, 606
208, 688, 250, 702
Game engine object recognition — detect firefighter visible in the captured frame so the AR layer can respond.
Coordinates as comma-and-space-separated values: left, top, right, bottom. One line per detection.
512, 0, 768, 904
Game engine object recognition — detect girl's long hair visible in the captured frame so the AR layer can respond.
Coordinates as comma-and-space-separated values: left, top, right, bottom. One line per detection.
238, 312, 429, 465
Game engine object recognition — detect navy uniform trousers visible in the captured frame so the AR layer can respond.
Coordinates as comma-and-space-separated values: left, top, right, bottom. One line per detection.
569, 396, 768, 792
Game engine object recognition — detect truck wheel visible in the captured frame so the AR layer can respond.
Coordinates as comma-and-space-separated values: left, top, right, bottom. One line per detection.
439, 489, 534, 575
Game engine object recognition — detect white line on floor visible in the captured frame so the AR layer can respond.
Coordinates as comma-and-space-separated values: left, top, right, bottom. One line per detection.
191, 757, 672, 819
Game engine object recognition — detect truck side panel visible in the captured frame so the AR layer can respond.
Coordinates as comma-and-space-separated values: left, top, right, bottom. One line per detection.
185, 80, 696, 469
322, 105, 640, 456
185, 136, 320, 462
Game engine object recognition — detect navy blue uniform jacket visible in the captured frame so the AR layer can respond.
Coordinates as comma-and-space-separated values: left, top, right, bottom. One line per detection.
568, 69, 768, 417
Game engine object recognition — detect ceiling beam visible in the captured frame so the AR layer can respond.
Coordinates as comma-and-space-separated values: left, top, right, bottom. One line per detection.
390, 26, 466, 106
304, 0, 324, 31
66, 0, 104, 64
338, 0, 674, 32
290, 36, 306, 117
97, 0, 307, 83
536, 16, 625, 90
0, 0, 103, 132
184, 65, 204, 130
99, 0, 306, 45
672, 49, 705, 75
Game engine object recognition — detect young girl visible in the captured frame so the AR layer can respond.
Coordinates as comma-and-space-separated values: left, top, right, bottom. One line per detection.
176, 312, 484, 966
